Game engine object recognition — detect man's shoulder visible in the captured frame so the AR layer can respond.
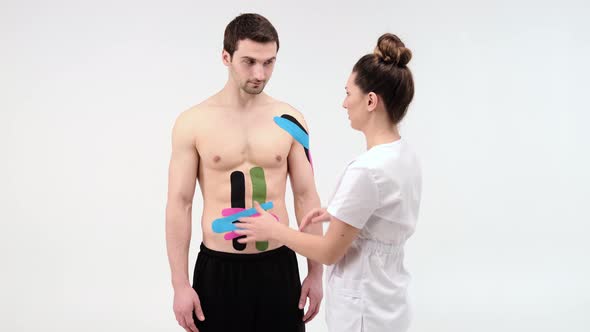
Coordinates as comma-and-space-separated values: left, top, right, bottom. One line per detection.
270, 100, 307, 124
172, 103, 214, 137
176, 101, 215, 122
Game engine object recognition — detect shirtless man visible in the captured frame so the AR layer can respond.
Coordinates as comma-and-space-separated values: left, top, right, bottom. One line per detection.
165, 14, 323, 332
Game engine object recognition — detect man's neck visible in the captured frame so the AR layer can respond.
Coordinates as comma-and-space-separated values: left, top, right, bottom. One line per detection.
217, 82, 268, 109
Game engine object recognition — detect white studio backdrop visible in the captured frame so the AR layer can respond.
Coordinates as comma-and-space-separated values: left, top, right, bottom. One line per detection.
1, 0, 589, 331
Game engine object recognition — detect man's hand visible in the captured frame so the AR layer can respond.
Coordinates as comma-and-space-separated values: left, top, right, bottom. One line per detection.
173, 285, 204, 332
299, 208, 331, 231
299, 272, 323, 323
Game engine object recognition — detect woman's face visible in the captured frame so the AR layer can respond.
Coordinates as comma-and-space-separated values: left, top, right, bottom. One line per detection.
342, 72, 369, 131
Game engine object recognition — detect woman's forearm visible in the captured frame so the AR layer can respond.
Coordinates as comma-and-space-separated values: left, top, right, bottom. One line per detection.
275, 225, 339, 265
273, 213, 361, 265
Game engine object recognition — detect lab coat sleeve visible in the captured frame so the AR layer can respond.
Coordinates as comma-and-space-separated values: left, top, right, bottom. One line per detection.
327, 165, 379, 229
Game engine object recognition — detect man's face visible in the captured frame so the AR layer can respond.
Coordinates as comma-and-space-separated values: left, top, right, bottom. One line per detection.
223, 39, 277, 95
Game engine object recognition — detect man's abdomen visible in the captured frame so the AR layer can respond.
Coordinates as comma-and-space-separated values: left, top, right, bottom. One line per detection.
199, 164, 291, 254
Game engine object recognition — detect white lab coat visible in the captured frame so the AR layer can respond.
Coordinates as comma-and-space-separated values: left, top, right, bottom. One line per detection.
325, 139, 422, 332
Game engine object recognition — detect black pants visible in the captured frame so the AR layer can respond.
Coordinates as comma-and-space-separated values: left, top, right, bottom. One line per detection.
192, 243, 305, 332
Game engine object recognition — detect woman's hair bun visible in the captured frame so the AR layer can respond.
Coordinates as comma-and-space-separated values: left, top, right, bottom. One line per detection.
373, 33, 412, 67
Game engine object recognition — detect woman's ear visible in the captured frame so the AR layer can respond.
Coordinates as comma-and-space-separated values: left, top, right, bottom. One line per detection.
367, 92, 379, 112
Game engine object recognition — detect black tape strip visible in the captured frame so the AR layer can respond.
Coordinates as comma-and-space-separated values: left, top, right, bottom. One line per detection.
280, 114, 311, 162
230, 171, 247, 251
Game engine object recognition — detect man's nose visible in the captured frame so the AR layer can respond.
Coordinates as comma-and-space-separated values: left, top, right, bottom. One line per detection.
253, 65, 265, 81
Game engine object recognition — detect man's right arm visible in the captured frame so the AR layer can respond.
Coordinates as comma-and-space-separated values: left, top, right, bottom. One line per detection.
165, 110, 204, 331
166, 110, 198, 290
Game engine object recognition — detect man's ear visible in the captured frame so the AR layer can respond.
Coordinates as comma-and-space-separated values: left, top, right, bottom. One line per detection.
222, 50, 232, 66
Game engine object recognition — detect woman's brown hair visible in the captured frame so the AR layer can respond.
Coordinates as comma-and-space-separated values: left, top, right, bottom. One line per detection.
353, 33, 414, 125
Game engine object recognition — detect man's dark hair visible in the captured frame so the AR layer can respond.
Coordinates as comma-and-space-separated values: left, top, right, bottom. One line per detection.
223, 13, 279, 57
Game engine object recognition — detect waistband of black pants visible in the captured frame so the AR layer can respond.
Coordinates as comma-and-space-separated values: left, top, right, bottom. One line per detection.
199, 242, 292, 261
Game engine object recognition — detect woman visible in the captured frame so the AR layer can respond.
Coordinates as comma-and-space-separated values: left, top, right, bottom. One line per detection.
236, 33, 421, 332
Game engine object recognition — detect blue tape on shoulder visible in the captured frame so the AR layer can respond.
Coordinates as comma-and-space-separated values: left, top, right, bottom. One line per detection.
273, 116, 309, 149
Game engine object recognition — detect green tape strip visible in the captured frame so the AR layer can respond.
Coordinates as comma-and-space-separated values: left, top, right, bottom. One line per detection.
250, 167, 270, 251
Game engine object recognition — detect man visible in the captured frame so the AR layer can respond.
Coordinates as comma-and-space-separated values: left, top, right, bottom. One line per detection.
165, 13, 323, 332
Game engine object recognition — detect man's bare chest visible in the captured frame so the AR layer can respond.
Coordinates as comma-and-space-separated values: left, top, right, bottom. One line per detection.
196, 115, 293, 171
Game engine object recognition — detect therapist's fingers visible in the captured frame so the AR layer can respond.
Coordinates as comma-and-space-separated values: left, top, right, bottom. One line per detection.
235, 221, 253, 229
298, 219, 309, 231
310, 216, 324, 224
309, 212, 331, 225
252, 201, 267, 215
298, 218, 310, 231
233, 229, 250, 236
310, 215, 327, 224
237, 236, 256, 244
238, 217, 253, 223
299, 209, 321, 230
311, 209, 332, 223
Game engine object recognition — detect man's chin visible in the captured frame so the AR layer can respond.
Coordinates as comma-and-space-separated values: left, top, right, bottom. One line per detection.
242, 87, 265, 95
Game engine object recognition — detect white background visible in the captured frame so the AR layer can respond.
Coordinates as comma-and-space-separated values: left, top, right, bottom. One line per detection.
2, 0, 589, 331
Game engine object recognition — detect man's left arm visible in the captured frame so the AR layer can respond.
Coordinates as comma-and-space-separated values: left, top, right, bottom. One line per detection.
284, 111, 324, 323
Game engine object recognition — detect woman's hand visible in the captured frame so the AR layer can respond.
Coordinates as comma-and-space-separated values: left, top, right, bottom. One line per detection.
299, 208, 331, 231
235, 201, 283, 243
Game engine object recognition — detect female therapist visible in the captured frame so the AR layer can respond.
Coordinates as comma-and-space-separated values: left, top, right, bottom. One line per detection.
236, 33, 421, 332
